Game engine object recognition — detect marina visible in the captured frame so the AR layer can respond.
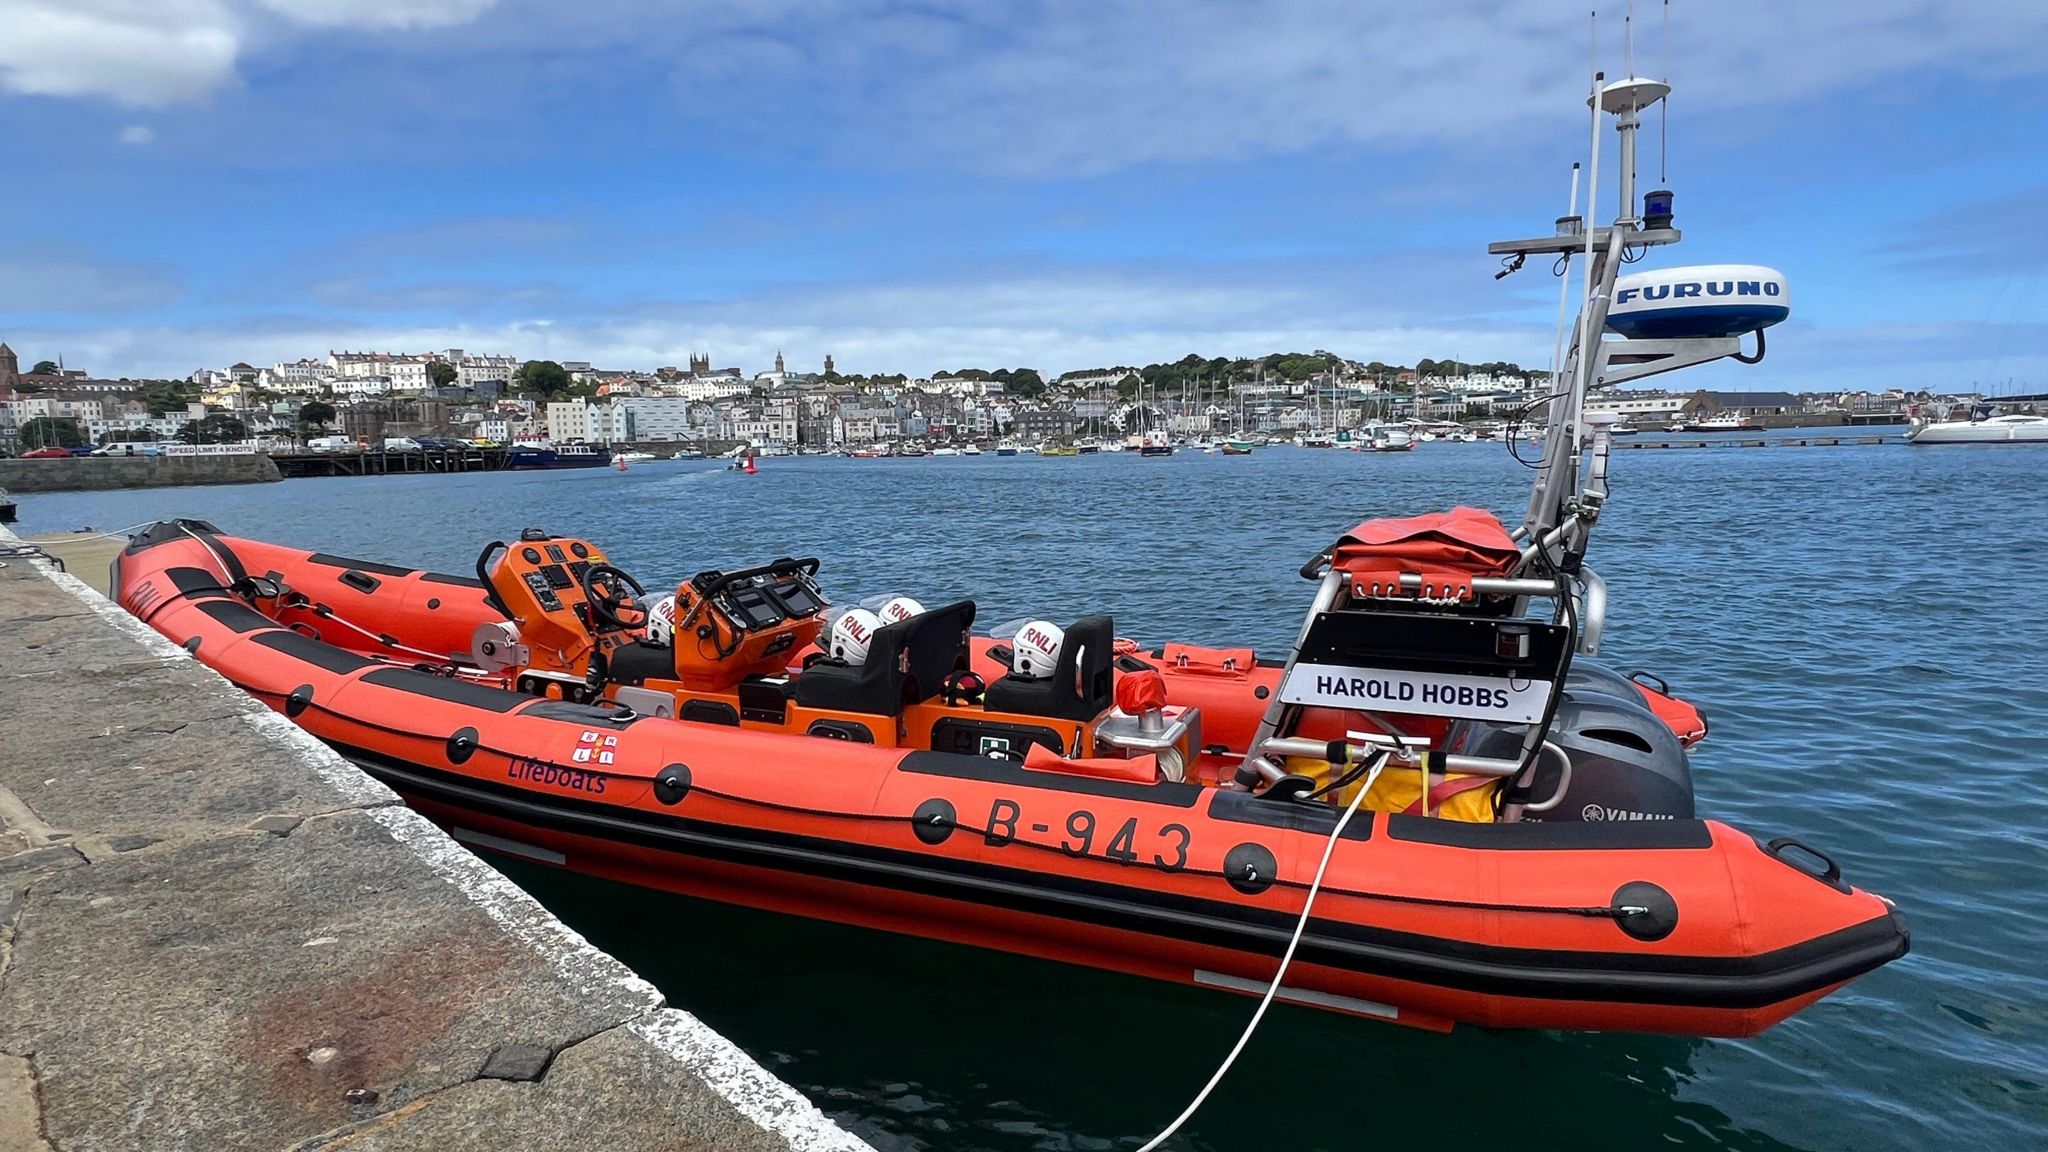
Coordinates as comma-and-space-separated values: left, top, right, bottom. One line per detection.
10, 440, 2043, 1151
1, 3, 2043, 1151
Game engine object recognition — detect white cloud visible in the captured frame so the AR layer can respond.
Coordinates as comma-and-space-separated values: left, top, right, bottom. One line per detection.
0, 258, 1639, 383
256, 0, 497, 31
0, 0, 499, 107
18, 263, 2043, 393
116, 124, 154, 144
0, 0, 240, 107
644, 0, 2048, 175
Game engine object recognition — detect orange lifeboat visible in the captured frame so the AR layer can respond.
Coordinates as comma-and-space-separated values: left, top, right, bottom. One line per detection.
111, 517, 1907, 1037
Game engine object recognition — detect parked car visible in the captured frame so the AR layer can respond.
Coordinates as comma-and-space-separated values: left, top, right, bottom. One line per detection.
382, 437, 422, 452
22, 447, 72, 459
68, 445, 99, 456
91, 444, 159, 457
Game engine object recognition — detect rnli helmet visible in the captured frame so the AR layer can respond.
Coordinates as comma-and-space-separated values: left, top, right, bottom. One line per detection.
1011, 620, 1065, 679
645, 594, 679, 646
828, 608, 883, 665
877, 595, 925, 624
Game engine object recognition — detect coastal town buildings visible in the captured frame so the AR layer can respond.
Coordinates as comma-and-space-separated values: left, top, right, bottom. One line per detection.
0, 335, 1987, 458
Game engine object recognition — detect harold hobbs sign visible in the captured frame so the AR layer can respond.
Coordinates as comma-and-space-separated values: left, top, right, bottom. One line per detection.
1279, 662, 1551, 724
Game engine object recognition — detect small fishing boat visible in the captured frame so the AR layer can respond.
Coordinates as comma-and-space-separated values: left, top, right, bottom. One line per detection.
1040, 443, 1079, 457
1138, 429, 1175, 457
614, 450, 658, 464
1221, 439, 1255, 456
930, 446, 960, 457
960, 443, 984, 456
113, 64, 1906, 1039
994, 440, 1021, 457
1076, 439, 1103, 455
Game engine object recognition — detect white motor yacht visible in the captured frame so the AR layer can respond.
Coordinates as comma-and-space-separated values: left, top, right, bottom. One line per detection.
1907, 412, 2048, 444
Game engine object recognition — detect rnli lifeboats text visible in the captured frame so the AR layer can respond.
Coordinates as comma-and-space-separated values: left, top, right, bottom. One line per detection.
507, 756, 608, 794
1279, 661, 1551, 723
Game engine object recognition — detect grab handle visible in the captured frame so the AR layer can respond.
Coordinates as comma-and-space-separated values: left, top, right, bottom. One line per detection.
1298, 547, 1333, 581
476, 540, 513, 620
1764, 837, 1842, 885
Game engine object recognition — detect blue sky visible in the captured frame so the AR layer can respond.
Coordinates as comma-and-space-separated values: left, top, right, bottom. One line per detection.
1, 0, 2044, 392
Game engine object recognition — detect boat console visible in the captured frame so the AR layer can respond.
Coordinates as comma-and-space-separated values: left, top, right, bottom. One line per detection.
666, 558, 828, 692
477, 530, 637, 685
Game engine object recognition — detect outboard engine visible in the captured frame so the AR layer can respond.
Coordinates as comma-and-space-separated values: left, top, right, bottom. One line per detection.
1446, 687, 1694, 822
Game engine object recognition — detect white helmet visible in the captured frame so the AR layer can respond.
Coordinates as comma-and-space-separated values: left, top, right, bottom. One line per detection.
828, 608, 883, 665
1011, 620, 1065, 679
876, 595, 925, 624
645, 594, 678, 646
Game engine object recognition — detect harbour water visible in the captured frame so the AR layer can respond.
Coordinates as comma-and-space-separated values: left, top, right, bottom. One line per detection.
17, 440, 2046, 1151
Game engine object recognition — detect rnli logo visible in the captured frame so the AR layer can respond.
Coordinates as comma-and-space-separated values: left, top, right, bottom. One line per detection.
1617, 279, 1781, 305
573, 730, 618, 766
843, 617, 870, 643
1020, 626, 1060, 657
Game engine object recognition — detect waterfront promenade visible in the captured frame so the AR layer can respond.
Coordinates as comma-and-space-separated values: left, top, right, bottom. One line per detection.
0, 527, 870, 1152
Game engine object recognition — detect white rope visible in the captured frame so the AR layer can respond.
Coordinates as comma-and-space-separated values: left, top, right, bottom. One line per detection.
1132, 754, 1388, 1152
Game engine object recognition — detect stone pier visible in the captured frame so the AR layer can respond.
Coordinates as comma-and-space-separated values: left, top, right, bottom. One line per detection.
0, 528, 871, 1152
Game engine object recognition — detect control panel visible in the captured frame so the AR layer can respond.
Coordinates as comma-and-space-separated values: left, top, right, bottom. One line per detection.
484, 530, 613, 674
688, 562, 827, 634
670, 557, 829, 692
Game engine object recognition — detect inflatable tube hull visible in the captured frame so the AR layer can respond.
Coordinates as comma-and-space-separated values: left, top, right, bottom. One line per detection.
112, 522, 1908, 1037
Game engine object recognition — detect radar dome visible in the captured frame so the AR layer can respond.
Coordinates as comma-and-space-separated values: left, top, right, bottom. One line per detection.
1606, 264, 1789, 340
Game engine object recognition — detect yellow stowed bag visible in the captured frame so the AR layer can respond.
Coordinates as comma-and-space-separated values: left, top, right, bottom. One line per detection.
1284, 754, 1501, 823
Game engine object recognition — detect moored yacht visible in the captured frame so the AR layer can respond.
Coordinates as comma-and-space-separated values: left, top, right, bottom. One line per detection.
1907, 409, 2048, 444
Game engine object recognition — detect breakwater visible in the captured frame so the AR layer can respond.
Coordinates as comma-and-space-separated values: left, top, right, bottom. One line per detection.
0, 527, 870, 1152
0, 453, 281, 493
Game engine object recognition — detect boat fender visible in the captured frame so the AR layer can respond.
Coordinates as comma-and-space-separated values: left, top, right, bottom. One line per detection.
1611, 881, 1679, 941
1223, 843, 1277, 895
912, 798, 957, 844
653, 763, 691, 806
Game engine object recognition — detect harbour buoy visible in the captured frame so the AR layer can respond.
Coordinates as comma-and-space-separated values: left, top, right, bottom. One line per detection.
1606, 263, 1789, 340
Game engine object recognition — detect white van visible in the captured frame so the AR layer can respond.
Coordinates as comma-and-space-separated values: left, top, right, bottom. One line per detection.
307, 436, 354, 452
382, 437, 422, 452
